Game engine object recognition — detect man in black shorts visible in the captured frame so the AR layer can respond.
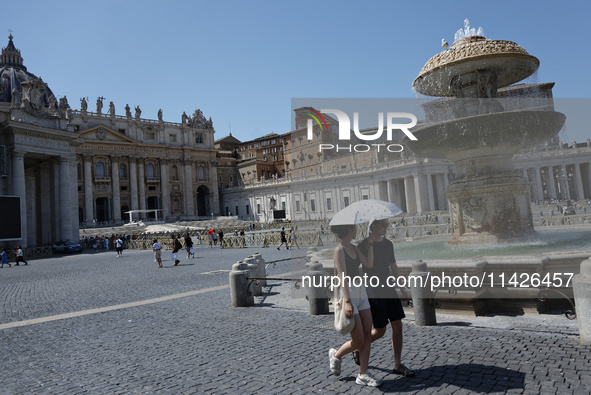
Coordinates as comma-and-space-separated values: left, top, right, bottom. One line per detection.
357, 219, 415, 377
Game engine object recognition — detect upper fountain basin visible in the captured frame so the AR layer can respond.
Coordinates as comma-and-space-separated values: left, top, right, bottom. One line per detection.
413, 36, 540, 97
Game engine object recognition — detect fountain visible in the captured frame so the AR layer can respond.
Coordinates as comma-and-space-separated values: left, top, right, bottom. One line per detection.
308, 22, 590, 317
407, 22, 566, 245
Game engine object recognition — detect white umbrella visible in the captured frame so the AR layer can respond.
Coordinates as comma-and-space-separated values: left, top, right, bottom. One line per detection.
328, 199, 403, 226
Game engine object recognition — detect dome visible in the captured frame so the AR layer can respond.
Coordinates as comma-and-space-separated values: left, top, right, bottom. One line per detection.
413, 36, 540, 97
0, 35, 56, 108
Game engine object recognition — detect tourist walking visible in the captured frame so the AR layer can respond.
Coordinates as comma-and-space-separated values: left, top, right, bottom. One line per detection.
103, 237, 110, 251
1, 248, 10, 268
288, 228, 300, 249
152, 239, 162, 268
115, 236, 124, 257
356, 219, 415, 377
212, 231, 218, 246
328, 224, 380, 387
184, 233, 193, 259
218, 230, 224, 248
277, 227, 289, 250
15, 246, 27, 266
171, 235, 182, 266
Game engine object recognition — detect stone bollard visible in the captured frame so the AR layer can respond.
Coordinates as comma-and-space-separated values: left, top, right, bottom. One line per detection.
410, 260, 437, 326
305, 247, 318, 267
307, 261, 329, 315
244, 256, 263, 296
573, 257, 591, 344
252, 252, 267, 286
229, 261, 254, 307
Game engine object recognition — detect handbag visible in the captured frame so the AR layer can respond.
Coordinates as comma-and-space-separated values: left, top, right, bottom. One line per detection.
171, 252, 178, 261
334, 285, 355, 335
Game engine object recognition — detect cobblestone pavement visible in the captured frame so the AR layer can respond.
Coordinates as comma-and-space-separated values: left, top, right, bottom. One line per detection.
0, 245, 590, 394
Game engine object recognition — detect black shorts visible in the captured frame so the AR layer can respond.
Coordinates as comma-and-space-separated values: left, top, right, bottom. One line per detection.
116, 247, 123, 253
368, 297, 405, 329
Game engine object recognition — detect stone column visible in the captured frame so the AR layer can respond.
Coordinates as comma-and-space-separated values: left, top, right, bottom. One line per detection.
138, 158, 146, 216
573, 163, 585, 201
70, 158, 79, 240
211, 162, 220, 215
11, 150, 27, 246
183, 159, 194, 217
413, 174, 428, 213
160, 159, 170, 218
426, 173, 435, 212
404, 176, 416, 214
534, 167, 545, 202
546, 166, 558, 200
386, 179, 393, 203
560, 165, 570, 200
38, 162, 52, 245
51, 159, 60, 240
25, 170, 36, 246
59, 157, 73, 241
83, 155, 93, 224
129, 157, 139, 213
111, 156, 121, 221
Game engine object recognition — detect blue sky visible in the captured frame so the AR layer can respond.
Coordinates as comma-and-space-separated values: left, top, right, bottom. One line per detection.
5, 0, 591, 143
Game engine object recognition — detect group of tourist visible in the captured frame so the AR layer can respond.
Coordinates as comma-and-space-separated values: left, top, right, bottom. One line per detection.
1, 246, 28, 267
276, 227, 299, 250
151, 233, 195, 268
328, 219, 413, 387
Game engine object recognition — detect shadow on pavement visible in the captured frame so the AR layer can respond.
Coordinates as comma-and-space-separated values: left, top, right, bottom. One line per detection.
374, 364, 524, 393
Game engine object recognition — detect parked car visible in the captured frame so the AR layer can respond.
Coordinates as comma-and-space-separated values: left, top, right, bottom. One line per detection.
52, 240, 83, 254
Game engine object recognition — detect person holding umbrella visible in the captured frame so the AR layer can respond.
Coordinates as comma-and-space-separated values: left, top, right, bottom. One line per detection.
357, 218, 415, 378
327, 223, 380, 387
328, 199, 404, 386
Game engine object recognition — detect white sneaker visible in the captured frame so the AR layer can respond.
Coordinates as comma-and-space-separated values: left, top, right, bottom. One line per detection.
328, 348, 341, 376
356, 372, 382, 387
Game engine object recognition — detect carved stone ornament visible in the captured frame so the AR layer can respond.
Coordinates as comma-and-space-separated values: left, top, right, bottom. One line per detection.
96, 127, 106, 141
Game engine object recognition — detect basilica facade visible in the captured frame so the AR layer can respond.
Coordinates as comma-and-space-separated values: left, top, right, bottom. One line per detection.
0, 36, 220, 248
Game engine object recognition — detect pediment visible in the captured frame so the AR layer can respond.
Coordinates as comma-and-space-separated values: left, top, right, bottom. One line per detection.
78, 125, 137, 143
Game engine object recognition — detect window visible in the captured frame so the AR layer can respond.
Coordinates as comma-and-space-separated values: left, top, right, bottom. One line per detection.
344, 197, 350, 207
95, 162, 105, 177
146, 131, 155, 140
171, 165, 179, 181
198, 166, 206, 180
257, 203, 261, 214
282, 201, 286, 210
246, 205, 249, 215
310, 199, 316, 212
235, 206, 239, 216
362, 195, 369, 200
296, 200, 301, 212
118, 129, 126, 134
169, 134, 177, 143
195, 133, 204, 144
119, 164, 127, 179
147, 164, 155, 178
326, 198, 332, 211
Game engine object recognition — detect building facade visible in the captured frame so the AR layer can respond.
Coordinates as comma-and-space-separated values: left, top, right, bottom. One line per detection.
0, 36, 220, 247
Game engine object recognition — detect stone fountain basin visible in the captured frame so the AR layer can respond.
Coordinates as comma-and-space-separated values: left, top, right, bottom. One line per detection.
405, 110, 566, 159
413, 49, 539, 97
309, 229, 590, 315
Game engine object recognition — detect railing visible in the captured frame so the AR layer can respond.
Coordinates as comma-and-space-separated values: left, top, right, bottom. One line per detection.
124, 230, 324, 250
537, 214, 591, 227
5, 246, 53, 260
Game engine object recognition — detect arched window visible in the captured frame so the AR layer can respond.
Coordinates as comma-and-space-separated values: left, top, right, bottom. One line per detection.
119, 164, 127, 179
198, 166, 206, 180
95, 162, 105, 177
147, 163, 155, 178
171, 165, 179, 181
